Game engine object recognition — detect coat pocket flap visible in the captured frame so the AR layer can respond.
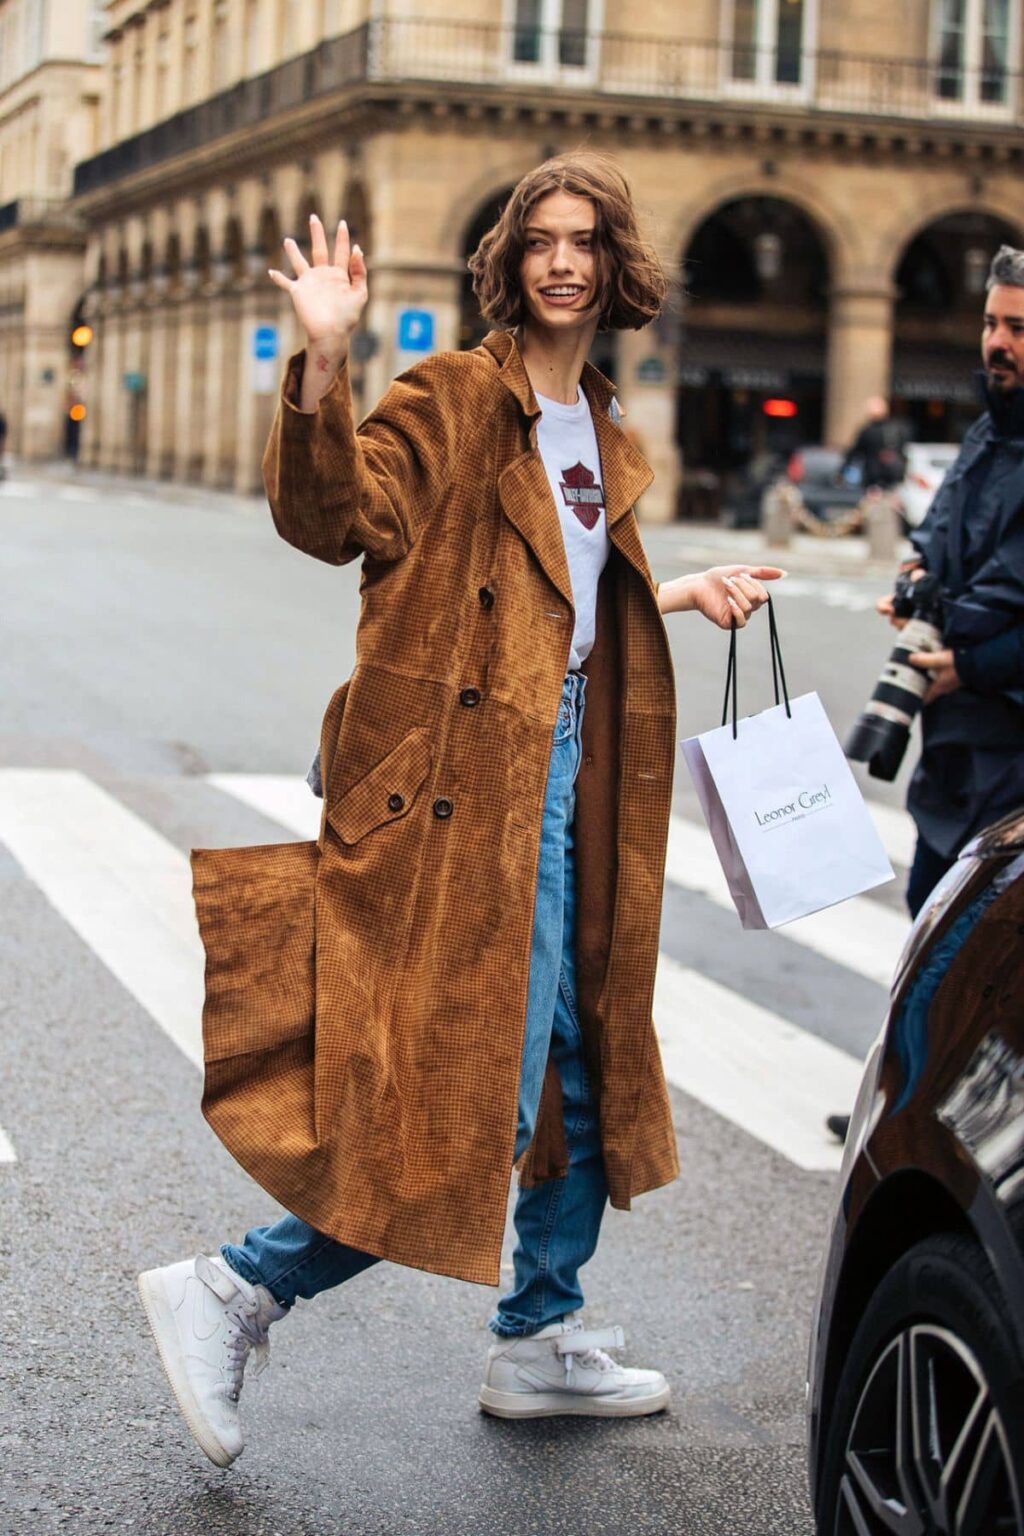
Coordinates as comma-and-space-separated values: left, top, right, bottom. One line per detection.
328, 729, 432, 845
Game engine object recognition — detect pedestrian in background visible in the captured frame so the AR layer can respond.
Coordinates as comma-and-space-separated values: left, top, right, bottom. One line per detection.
841, 395, 909, 491
138, 151, 783, 1467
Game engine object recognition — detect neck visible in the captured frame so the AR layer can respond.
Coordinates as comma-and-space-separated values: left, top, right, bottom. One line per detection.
518, 318, 598, 405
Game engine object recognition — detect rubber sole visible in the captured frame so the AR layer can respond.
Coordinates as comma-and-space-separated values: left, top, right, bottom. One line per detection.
137, 1269, 236, 1468
478, 1381, 671, 1419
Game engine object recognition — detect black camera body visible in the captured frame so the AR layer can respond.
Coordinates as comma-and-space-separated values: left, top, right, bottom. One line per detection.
845, 569, 946, 781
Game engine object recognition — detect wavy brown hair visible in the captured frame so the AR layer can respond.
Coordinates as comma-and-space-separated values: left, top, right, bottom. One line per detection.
467, 151, 666, 333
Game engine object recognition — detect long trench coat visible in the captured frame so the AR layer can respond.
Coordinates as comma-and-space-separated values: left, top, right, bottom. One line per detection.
191, 328, 680, 1286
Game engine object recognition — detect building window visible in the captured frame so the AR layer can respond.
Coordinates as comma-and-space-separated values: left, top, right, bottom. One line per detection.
934, 0, 1015, 106
155, 26, 170, 118
213, 0, 232, 89
510, 0, 594, 72
183, 11, 199, 102
726, 0, 813, 90
245, 0, 261, 73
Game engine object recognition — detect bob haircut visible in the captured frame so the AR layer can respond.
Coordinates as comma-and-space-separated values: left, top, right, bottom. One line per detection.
467, 151, 667, 333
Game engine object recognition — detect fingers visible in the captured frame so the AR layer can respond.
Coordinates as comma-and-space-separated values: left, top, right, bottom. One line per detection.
308, 214, 329, 266
747, 566, 788, 580
267, 268, 293, 291
724, 573, 769, 615
725, 593, 747, 628
876, 595, 894, 614
281, 235, 309, 277
349, 241, 367, 295
333, 217, 351, 271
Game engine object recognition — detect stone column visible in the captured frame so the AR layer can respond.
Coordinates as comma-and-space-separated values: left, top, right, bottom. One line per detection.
144, 273, 173, 478
825, 284, 896, 449
172, 269, 199, 480
201, 262, 238, 488
120, 282, 148, 473
615, 323, 681, 525
233, 252, 281, 495
97, 294, 125, 471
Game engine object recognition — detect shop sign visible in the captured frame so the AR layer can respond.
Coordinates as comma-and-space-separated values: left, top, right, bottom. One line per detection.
397, 309, 434, 352
722, 367, 788, 391
635, 356, 666, 383
122, 371, 146, 393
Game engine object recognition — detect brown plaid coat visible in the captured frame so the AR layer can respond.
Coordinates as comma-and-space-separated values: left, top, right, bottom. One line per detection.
192, 329, 679, 1286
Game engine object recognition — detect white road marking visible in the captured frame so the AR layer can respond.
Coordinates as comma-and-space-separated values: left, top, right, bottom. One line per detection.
209, 773, 910, 989
0, 770, 204, 1068
0, 768, 872, 1174
0, 1123, 16, 1163
664, 814, 908, 988
864, 799, 917, 868
654, 953, 862, 1172
0, 482, 37, 498
207, 772, 320, 839
56, 485, 100, 502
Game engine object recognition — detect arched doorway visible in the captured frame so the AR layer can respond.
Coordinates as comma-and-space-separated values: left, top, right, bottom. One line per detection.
892, 210, 1023, 442
457, 186, 616, 377
678, 195, 830, 514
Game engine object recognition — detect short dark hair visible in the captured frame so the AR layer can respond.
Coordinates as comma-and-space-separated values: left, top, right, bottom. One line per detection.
987, 244, 1024, 290
467, 151, 667, 332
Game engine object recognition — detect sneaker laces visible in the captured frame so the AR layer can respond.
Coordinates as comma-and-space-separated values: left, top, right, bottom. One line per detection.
556, 1325, 625, 1381
195, 1254, 276, 1400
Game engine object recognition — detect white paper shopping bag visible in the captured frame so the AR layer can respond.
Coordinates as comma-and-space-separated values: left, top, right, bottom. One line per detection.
682, 604, 893, 929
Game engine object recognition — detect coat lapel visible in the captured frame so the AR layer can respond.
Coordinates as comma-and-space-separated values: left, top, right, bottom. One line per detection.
484, 330, 657, 604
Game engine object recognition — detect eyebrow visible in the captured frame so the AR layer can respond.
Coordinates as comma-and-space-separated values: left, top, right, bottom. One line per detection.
985, 312, 1024, 323
524, 224, 595, 235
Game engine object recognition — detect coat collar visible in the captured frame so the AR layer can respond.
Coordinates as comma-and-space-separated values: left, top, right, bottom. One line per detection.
482, 328, 655, 531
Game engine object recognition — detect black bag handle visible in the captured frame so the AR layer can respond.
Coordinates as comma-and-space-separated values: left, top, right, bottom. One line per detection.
721, 594, 792, 740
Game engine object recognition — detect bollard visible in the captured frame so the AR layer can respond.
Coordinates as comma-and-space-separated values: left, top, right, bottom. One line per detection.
761, 479, 793, 548
863, 489, 900, 563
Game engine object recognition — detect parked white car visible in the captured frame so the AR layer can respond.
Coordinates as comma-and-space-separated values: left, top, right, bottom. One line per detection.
897, 441, 960, 529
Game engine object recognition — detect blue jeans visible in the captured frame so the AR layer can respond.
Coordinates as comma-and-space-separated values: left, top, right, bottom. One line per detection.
223, 672, 608, 1336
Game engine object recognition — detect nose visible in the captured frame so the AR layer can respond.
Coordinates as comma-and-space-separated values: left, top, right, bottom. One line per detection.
549, 241, 575, 272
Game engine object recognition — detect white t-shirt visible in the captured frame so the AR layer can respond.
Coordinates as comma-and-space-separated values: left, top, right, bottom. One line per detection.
535, 389, 610, 672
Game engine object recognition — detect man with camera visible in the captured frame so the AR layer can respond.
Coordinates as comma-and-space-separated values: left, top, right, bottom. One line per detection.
874, 245, 1024, 917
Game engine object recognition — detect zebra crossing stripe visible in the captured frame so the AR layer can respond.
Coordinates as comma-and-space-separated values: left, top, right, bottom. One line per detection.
653, 953, 864, 1172
0, 769, 204, 1069
0, 767, 875, 1175
663, 814, 908, 988
0, 1123, 16, 1163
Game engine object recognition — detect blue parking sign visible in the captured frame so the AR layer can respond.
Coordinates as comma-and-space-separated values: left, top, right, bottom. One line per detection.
253, 324, 279, 361
397, 309, 434, 352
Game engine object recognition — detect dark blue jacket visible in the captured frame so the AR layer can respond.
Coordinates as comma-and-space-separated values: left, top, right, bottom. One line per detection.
907, 380, 1024, 854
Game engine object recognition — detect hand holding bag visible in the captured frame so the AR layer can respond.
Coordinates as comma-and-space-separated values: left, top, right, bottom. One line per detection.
681, 599, 894, 929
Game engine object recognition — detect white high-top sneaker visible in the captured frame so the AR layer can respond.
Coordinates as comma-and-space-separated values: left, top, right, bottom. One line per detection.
479, 1315, 670, 1419
138, 1253, 286, 1467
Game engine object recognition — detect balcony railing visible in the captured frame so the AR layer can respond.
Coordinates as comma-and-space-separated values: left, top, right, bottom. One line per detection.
73, 19, 1022, 197
0, 196, 84, 232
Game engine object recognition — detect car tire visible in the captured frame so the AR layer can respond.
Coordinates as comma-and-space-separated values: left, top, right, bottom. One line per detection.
816, 1232, 1024, 1535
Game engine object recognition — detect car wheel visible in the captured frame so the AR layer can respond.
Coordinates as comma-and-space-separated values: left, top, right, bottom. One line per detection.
817, 1233, 1024, 1535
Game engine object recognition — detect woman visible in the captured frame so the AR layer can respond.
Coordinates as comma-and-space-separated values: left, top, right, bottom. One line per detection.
139, 151, 782, 1467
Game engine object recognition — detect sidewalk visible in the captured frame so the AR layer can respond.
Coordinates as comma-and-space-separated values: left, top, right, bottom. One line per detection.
639, 519, 913, 579
13, 460, 911, 579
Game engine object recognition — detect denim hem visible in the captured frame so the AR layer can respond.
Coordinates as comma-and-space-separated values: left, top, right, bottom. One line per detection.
221, 1245, 292, 1309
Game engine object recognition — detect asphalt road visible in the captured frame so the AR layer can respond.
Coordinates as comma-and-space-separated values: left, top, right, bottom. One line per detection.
0, 468, 920, 1536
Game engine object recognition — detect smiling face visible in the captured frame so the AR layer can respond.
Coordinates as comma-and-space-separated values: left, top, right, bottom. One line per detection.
982, 283, 1024, 393
518, 190, 600, 335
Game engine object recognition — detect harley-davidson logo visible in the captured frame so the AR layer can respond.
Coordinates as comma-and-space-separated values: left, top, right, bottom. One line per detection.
559, 461, 606, 530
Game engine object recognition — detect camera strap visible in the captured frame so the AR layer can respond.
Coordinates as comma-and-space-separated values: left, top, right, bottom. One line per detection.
721, 594, 792, 741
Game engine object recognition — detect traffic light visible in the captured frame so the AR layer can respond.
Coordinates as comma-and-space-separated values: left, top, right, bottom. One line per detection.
71, 323, 93, 354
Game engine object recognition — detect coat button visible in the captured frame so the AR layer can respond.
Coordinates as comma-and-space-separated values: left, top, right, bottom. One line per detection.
433, 797, 454, 819
459, 687, 481, 707
478, 586, 495, 610
387, 793, 405, 812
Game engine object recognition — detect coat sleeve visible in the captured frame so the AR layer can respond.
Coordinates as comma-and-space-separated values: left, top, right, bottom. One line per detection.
954, 624, 1024, 695
262, 349, 459, 566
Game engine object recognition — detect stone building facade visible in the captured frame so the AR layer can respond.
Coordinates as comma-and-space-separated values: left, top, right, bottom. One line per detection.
63, 1, 1024, 515
0, 0, 103, 460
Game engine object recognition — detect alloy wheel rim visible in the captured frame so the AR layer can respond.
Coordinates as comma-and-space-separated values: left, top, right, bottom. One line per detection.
835, 1324, 1022, 1535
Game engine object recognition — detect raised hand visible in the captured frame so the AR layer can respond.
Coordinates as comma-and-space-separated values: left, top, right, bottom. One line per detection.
269, 214, 367, 346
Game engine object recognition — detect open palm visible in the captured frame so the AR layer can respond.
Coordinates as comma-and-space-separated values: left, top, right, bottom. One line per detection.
269, 214, 368, 346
